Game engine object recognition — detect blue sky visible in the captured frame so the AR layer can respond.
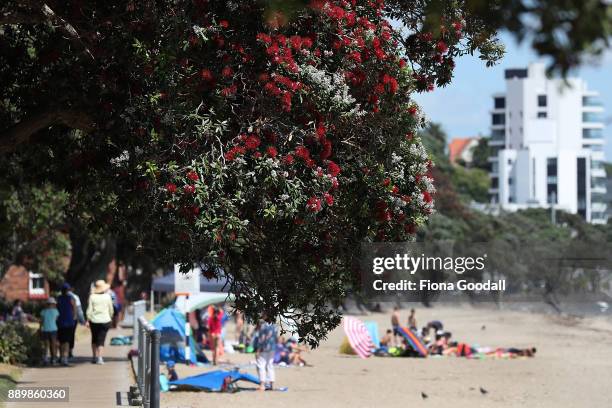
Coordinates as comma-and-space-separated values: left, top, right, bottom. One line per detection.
413, 33, 612, 161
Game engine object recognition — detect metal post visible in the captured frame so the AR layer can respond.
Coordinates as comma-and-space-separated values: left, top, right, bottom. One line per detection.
138, 320, 145, 394
144, 333, 150, 408
150, 330, 161, 408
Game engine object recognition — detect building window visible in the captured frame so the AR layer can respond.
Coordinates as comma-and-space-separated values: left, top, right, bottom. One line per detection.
491, 177, 499, 189
582, 128, 603, 139
584, 144, 604, 152
538, 95, 547, 107
582, 96, 602, 107
508, 177, 513, 186
583, 112, 604, 123
508, 159, 512, 165
491, 129, 505, 139
492, 113, 505, 125
577, 158, 586, 218
537, 111, 547, 118
494, 97, 505, 109
29, 272, 45, 298
547, 158, 557, 204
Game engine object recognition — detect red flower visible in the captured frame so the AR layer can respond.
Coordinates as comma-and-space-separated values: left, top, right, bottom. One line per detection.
266, 146, 278, 158
165, 183, 177, 193
290, 35, 302, 50
219, 20, 229, 28
245, 135, 261, 150
301, 37, 313, 49
306, 197, 322, 212
324, 193, 334, 206
186, 171, 199, 181
408, 106, 418, 116
200, 69, 214, 82
392, 185, 399, 194
382, 178, 391, 186
221, 66, 233, 77
401, 195, 411, 203
283, 154, 295, 165
423, 191, 433, 203
436, 40, 448, 54
183, 184, 196, 195
256, 33, 272, 44
327, 161, 341, 177
295, 145, 310, 160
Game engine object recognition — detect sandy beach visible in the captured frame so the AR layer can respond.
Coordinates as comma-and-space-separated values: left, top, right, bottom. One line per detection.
162, 305, 612, 408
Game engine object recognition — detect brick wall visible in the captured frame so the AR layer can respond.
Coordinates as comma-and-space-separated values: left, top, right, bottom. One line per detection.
0, 265, 50, 302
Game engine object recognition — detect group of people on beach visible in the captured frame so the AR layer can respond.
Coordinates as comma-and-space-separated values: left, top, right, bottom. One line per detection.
380, 307, 536, 358
38, 280, 117, 366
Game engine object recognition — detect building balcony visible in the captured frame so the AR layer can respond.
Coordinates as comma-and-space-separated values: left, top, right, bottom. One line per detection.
591, 168, 607, 178
591, 201, 608, 213
489, 138, 505, 147
591, 185, 607, 195
487, 156, 499, 162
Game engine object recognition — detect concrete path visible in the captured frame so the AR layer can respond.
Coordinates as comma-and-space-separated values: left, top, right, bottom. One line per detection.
6, 327, 133, 408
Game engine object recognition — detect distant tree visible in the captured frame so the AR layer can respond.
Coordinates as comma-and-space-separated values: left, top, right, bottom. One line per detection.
470, 138, 491, 171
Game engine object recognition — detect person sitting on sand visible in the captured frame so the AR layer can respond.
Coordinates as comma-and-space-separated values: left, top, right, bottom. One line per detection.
287, 338, 309, 366
380, 329, 393, 347
166, 360, 178, 381
429, 331, 449, 355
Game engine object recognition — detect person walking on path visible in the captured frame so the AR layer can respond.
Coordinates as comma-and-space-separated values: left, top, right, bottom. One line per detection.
57, 284, 77, 366
40, 297, 59, 366
252, 318, 278, 391
67, 283, 85, 359
86, 280, 114, 365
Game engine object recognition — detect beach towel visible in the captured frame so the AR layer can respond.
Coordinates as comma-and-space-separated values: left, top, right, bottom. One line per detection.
364, 321, 380, 349
170, 370, 260, 392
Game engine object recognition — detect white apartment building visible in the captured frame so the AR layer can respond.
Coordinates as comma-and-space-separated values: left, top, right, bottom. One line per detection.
488, 63, 607, 223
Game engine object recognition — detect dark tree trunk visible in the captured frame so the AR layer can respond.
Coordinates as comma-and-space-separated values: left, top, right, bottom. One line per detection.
65, 228, 117, 305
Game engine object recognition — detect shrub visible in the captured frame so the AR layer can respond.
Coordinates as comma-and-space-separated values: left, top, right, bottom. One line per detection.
0, 322, 42, 366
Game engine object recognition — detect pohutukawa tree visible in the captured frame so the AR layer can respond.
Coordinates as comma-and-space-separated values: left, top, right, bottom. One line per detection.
1, 0, 609, 344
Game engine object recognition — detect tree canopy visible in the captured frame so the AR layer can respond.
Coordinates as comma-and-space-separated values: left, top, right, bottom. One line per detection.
1, 0, 610, 344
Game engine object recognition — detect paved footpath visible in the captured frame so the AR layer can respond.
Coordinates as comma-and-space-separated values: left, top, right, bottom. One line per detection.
7, 327, 134, 408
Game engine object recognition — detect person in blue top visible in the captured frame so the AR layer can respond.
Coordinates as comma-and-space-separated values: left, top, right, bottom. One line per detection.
252, 318, 278, 391
40, 297, 59, 365
57, 284, 77, 366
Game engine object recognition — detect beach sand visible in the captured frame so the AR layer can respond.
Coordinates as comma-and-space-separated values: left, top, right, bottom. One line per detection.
162, 305, 612, 408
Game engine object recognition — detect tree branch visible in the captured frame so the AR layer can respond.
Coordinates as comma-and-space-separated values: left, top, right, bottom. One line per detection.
0, 110, 95, 153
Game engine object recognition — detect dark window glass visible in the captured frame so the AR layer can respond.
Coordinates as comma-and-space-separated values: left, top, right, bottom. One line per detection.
492, 113, 505, 125
577, 158, 586, 218
538, 95, 547, 107
537, 112, 547, 118
494, 97, 505, 109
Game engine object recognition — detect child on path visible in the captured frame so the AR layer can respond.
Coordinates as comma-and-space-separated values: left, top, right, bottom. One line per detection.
40, 297, 59, 365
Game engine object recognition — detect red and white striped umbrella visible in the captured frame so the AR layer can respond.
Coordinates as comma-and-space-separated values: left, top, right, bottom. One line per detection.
342, 316, 374, 359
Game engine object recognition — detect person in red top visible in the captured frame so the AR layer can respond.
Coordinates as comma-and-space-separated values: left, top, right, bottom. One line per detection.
207, 306, 223, 365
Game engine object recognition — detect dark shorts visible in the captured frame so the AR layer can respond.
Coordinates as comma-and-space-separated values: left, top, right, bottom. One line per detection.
41, 331, 57, 342
90, 322, 111, 346
58, 325, 75, 344
392, 326, 401, 336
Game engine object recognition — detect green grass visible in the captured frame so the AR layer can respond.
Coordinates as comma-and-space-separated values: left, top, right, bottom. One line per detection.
0, 364, 21, 407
